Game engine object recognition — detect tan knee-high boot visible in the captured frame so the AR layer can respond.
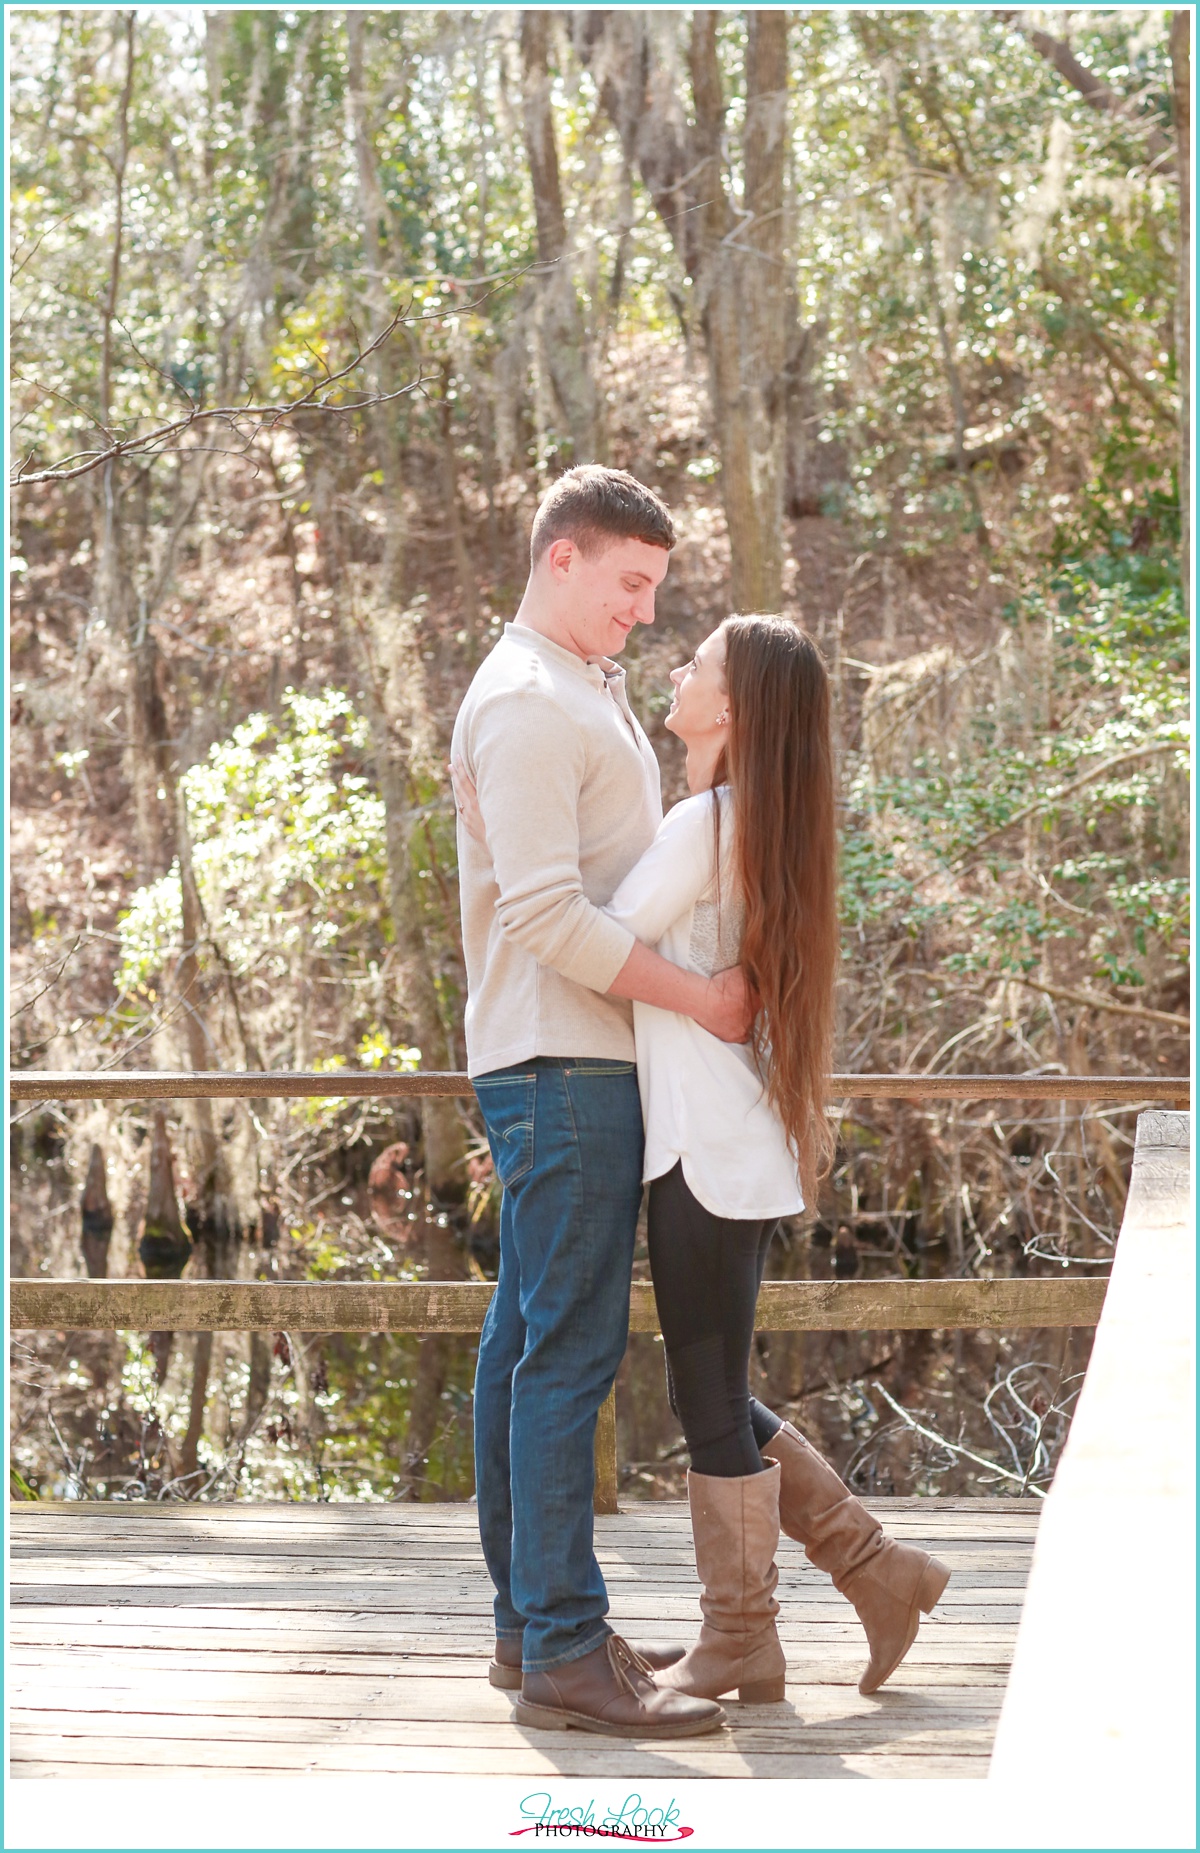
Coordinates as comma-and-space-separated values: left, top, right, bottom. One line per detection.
658, 1460, 787, 1704
761, 1420, 949, 1695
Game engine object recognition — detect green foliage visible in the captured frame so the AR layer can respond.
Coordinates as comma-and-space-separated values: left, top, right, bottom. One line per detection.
116, 687, 387, 992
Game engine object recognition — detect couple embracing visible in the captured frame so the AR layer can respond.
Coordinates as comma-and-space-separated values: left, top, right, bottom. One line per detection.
450, 467, 948, 1740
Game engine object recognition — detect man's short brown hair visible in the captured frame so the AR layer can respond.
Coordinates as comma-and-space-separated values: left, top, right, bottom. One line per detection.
530, 466, 676, 567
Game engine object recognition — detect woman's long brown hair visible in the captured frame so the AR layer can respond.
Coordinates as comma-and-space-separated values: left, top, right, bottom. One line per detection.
716, 615, 838, 1211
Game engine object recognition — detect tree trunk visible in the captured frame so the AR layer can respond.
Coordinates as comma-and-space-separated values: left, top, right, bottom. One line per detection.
346, 10, 407, 604
178, 1330, 213, 1489
439, 362, 482, 644
238, 1334, 273, 1440
519, 11, 601, 462
1171, 11, 1190, 616
176, 787, 242, 1280
692, 12, 789, 609
174, 789, 243, 1486
316, 457, 470, 1202
111, 552, 176, 883
371, 718, 470, 1203
370, 1144, 469, 1499
578, 11, 790, 606
91, 13, 174, 881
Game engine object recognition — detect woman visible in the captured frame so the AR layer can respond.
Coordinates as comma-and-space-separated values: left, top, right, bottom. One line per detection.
454, 615, 948, 1705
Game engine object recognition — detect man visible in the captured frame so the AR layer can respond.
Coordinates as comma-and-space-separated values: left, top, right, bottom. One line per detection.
451, 467, 750, 1739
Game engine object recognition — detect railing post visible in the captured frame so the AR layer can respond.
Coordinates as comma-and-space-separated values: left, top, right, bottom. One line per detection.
593, 1385, 618, 1515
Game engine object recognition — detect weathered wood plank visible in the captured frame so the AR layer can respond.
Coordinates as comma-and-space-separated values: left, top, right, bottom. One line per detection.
9, 1275, 1108, 1332
9, 1614, 1020, 1651
8, 1708, 997, 1753
11, 1671, 1003, 1719
7, 1532, 1035, 1558
7, 1645, 1022, 1689
9, 1069, 1188, 1103
8, 1747, 990, 1779
5, 1555, 1032, 1588
9, 1070, 477, 1101
11, 1493, 1045, 1520
9, 1589, 1025, 1627
8, 1645, 1016, 1689
8, 1491, 1031, 1779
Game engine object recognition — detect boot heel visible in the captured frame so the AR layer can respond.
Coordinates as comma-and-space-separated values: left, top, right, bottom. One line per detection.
737, 1676, 786, 1703
918, 1557, 950, 1614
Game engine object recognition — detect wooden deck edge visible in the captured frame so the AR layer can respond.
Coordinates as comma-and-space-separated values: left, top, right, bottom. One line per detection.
990, 1110, 1194, 1782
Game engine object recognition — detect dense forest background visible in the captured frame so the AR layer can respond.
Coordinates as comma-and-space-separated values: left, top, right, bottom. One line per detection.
9, 7, 1190, 1506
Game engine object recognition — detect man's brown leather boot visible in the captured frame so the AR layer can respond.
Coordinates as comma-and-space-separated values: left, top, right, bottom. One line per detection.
762, 1419, 950, 1694
515, 1633, 726, 1738
489, 1634, 684, 1692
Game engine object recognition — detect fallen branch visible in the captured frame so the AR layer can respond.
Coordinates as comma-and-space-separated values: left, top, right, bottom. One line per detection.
870, 1379, 1046, 1495
1008, 974, 1190, 1032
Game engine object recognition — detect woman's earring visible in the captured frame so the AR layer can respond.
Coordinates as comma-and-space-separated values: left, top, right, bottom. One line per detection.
717, 712, 729, 726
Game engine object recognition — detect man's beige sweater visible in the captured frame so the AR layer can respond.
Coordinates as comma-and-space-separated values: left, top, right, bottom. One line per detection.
451, 623, 662, 1078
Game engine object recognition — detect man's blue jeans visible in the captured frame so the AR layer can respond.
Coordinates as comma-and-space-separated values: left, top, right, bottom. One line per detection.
472, 1057, 643, 1672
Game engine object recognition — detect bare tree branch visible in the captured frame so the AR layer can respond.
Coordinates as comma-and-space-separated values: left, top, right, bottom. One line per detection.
14, 302, 418, 485
12, 262, 534, 488
997, 11, 1175, 172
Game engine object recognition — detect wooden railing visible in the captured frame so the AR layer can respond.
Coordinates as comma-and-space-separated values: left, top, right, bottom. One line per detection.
9, 1070, 1189, 1511
10, 1070, 1191, 1103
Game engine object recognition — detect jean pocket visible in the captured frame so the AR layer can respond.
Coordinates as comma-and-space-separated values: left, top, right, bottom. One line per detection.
474, 1073, 536, 1188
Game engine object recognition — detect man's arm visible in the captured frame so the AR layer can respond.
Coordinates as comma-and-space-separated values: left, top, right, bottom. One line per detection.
471, 690, 638, 992
608, 940, 755, 1044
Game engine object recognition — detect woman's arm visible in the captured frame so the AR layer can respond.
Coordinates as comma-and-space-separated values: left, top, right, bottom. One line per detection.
455, 764, 719, 948
451, 765, 751, 1041
603, 795, 751, 1037
602, 793, 719, 945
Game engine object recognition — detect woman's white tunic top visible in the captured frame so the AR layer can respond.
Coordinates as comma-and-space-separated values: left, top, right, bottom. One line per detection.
604, 788, 805, 1222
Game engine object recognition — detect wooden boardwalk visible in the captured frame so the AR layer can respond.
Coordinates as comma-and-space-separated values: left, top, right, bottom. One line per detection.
10, 1495, 1039, 1779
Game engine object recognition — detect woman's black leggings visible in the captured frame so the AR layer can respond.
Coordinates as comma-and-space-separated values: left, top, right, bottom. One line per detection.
647, 1161, 784, 1478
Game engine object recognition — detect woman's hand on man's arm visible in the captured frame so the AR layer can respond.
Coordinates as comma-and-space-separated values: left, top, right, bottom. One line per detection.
449, 756, 486, 844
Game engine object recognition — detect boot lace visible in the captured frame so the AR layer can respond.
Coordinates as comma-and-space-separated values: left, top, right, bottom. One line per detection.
606, 1634, 654, 1695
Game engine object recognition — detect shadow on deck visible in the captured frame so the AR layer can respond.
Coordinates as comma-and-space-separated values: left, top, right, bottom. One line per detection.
9, 1495, 1039, 1779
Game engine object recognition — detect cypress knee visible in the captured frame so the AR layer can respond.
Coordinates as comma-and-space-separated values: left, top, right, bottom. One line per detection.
139, 1110, 192, 1383
81, 1144, 114, 1279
